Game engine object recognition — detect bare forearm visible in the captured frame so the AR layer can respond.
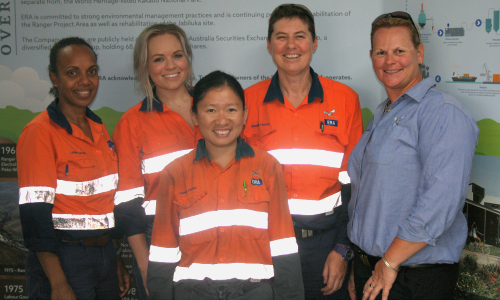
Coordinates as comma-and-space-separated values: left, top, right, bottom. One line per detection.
128, 233, 149, 269
36, 252, 76, 300
384, 237, 427, 269
36, 252, 68, 288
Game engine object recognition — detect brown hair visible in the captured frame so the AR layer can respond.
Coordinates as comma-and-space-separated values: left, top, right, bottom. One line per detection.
268, 4, 315, 41
371, 15, 421, 49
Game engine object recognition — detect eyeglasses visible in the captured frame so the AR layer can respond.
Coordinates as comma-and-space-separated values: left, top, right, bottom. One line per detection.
272, 3, 315, 24
372, 11, 420, 43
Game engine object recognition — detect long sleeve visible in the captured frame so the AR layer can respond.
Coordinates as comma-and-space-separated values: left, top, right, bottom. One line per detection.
147, 168, 181, 299
266, 157, 304, 299
113, 116, 147, 237
17, 124, 58, 252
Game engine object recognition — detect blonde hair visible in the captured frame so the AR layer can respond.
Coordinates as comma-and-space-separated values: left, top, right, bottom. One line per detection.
133, 23, 194, 111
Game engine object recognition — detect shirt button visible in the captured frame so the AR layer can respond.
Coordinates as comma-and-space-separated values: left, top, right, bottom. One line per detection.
220, 199, 224, 203
96, 150, 101, 154
294, 138, 298, 142
220, 258, 224, 262
294, 113, 298, 117
293, 166, 298, 171
220, 228, 224, 232
293, 193, 298, 198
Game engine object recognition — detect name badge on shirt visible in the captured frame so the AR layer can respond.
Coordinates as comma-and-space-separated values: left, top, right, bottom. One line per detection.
324, 119, 338, 127
251, 178, 263, 186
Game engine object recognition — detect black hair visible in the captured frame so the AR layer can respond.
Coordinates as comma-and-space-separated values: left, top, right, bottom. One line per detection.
192, 70, 245, 114
48, 37, 97, 96
268, 4, 316, 41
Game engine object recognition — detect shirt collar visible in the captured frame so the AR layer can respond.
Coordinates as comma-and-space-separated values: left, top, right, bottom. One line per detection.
47, 99, 102, 135
139, 87, 194, 112
194, 137, 255, 162
139, 87, 164, 112
263, 67, 324, 104
403, 77, 435, 103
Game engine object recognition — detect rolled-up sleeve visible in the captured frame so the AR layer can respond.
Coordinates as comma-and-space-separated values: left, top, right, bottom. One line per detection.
397, 102, 478, 245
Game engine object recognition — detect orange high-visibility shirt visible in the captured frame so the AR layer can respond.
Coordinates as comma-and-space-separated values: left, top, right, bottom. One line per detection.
244, 69, 363, 235
149, 139, 298, 282
113, 97, 200, 236
17, 100, 117, 252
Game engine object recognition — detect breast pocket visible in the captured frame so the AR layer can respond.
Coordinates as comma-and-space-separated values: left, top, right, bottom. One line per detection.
366, 126, 405, 164
245, 125, 277, 150
59, 157, 97, 181
175, 191, 216, 245
314, 127, 347, 180
142, 135, 179, 156
235, 186, 270, 240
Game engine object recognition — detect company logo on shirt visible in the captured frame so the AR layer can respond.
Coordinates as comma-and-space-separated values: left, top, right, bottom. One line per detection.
251, 169, 261, 177
324, 119, 338, 127
323, 109, 335, 116
251, 178, 263, 186
392, 116, 405, 127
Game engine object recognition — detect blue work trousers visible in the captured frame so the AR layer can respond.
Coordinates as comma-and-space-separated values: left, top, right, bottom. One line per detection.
25, 240, 119, 299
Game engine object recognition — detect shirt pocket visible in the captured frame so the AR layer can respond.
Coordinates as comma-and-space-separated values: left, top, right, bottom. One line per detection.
175, 191, 216, 245
142, 134, 179, 157
366, 126, 405, 164
59, 157, 97, 182
245, 124, 277, 150
314, 128, 346, 180
235, 185, 270, 240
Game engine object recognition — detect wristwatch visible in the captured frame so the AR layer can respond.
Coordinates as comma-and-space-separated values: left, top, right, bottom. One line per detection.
333, 244, 355, 261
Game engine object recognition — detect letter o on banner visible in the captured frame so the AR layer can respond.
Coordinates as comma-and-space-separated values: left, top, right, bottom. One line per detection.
1, 45, 11, 55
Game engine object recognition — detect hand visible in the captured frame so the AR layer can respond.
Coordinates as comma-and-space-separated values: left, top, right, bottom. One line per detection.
321, 250, 348, 295
362, 259, 398, 300
51, 282, 76, 300
117, 256, 131, 297
348, 265, 356, 300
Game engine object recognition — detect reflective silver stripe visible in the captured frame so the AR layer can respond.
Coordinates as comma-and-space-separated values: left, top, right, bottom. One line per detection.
52, 212, 114, 230
270, 237, 298, 257
142, 200, 157, 216
268, 149, 344, 168
141, 149, 192, 175
173, 263, 274, 282
114, 186, 145, 205
338, 171, 350, 184
179, 209, 268, 236
149, 245, 181, 263
19, 187, 55, 204
56, 174, 118, 196
288, 191, 342, 215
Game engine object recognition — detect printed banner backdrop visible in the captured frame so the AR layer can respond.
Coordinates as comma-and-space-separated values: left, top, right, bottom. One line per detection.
1, 0, 500, 299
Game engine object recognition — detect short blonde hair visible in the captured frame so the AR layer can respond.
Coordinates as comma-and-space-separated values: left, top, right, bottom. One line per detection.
133, 23, 194, 111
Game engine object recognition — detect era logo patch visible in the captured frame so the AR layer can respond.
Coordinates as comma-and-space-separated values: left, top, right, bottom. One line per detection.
324, 119, 338, 127
251, 178, 263, 186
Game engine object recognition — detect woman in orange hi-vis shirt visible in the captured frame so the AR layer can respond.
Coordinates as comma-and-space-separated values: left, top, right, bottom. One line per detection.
112, 24, 200, 299
17, 37, 129, 300
147, 70, 304, 300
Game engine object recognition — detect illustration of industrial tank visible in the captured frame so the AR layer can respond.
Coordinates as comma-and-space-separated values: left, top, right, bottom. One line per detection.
418, 1, 434, 30
485, 9, 499, 33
